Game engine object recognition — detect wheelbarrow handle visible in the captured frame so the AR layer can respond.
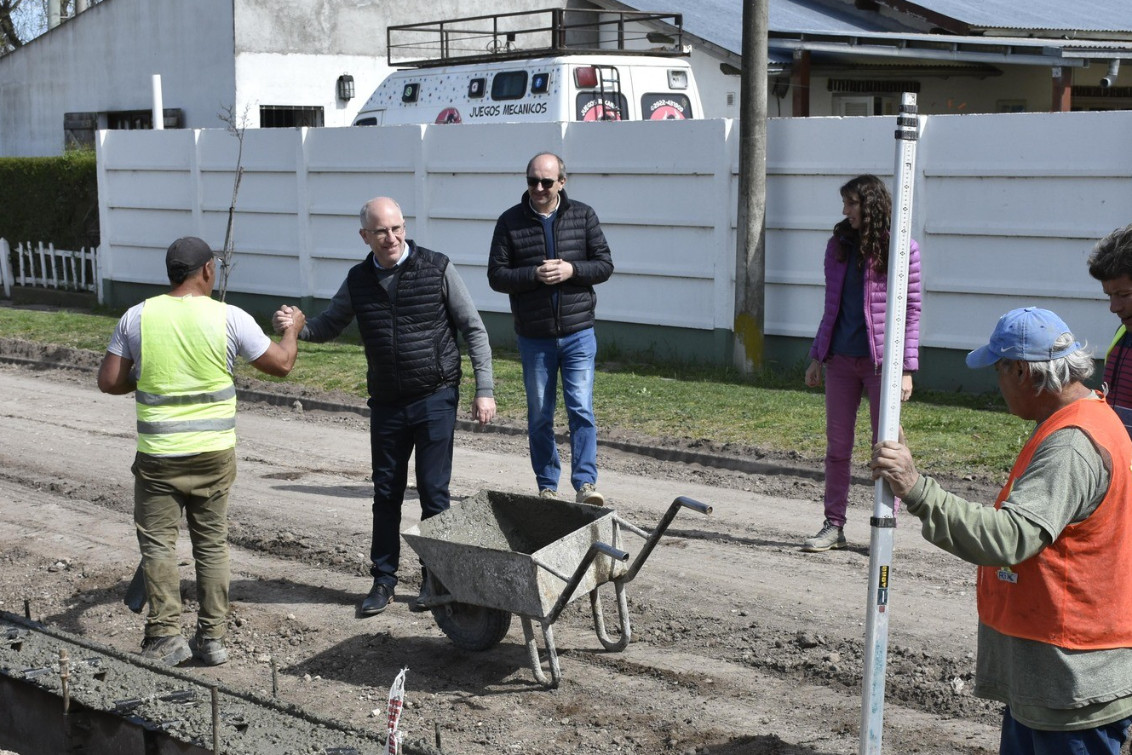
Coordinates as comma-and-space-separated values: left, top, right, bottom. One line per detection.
676, 495, 713, 516
592, 542, 630, 562
613, 496, 712, 584
542, 541, 628, 625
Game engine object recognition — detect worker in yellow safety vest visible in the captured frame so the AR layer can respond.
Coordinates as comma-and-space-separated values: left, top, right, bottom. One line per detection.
98, 236, 305, 667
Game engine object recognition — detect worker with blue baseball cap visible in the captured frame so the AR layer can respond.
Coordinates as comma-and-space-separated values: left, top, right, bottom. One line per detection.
966, 307, 1083, 368
872, 307, 1132, 754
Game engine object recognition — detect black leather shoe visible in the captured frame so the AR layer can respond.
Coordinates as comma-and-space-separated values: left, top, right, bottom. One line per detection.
409, 580, 432, 613
409, 566, 433, 613
359, 582, 393, 616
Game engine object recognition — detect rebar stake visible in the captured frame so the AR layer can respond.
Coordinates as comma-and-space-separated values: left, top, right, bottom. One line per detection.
59, 649, 70, 715
211, 685, 220, 754
271, 656, 278, 698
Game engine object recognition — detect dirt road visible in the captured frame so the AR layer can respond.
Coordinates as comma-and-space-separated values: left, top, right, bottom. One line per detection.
0, 358, 1002, 754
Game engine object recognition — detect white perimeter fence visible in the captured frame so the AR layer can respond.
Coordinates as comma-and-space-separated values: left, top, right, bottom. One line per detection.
0, 238, 101, 302
94, 111, 1132, 367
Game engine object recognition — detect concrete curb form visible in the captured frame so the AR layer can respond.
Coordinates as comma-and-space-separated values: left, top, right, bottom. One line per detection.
0, 348, 823, 483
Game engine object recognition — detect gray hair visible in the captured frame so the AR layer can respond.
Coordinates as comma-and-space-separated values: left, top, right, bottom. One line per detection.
359, 197, 401, 227
1088, 222, 1132, 282
1026, 332, 1095, 394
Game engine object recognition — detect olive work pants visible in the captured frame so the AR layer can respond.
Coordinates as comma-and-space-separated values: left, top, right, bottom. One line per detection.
132, 448, 236, 640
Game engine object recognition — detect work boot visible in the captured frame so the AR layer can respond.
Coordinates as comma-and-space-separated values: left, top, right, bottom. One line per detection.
189, 632, 229, 666
576, 483, 605, 506
538, 488, 558, 499
359, 581, 394, 616
802, 520, 847, 552
410, 568, 433, 614
139, 634, 192, 666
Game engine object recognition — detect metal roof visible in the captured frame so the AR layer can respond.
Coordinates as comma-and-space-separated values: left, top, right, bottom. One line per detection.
603, 0, 891, 57
603, 0, 1132, 50
902, 0, 1132, 33
600, 0, 1132, 68
769, 28, 1132, 67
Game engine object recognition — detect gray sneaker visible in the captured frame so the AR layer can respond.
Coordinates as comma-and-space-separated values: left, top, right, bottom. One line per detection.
802, 520, 847, 552
576, 483, 605, 506
538, 488, 558, 499
140, 634, 192, 666
189, 632, 229, 666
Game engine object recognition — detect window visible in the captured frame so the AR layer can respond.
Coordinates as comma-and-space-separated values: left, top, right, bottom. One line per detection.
103, 109, 184, 130
259, 106, 324, 128
834, 95, 897, 116
531, 72, 550, 94
491, 71, 528, 100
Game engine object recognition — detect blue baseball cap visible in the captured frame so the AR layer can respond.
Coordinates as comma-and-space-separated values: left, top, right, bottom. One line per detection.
966, 307, 1081, 369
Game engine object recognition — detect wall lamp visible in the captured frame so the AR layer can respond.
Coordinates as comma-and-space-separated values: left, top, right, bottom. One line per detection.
337, 74, 355, 101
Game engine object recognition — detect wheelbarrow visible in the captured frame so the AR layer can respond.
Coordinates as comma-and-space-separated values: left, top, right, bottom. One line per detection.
402, 489, 712, 688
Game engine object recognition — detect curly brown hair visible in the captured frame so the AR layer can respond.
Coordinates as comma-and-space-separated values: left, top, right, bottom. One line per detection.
834, 174, 891, 275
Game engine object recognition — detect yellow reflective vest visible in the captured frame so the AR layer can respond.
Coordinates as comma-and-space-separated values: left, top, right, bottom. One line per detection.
136, 295, 237, 455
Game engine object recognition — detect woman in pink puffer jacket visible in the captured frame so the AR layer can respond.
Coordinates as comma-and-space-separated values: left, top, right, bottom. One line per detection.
802, 174, 922, 552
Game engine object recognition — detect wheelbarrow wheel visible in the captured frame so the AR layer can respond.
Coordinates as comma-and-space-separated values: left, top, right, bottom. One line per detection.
432, 601, 513, 652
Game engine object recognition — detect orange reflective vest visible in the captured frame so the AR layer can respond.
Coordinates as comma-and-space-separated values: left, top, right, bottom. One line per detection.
977, 396, 1132, 649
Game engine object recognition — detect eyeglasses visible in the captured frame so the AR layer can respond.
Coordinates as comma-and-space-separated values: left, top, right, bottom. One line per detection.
364, 225, 405, 237
526, 177, 558, 189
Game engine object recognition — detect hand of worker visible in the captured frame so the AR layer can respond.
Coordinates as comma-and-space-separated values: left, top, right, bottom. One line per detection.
804, 359, 823, 388
472, 396, 497, 426
283, 307, 306, 335
536, 258, 574, 286
870, 439, 919, 498
901, 372, 914, 402
273, 304, 296, 334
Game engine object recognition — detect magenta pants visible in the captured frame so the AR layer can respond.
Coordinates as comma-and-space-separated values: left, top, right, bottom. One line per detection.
822, 354, 882, 527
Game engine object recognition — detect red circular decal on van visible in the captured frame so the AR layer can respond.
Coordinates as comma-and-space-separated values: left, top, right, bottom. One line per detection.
583, 104, 621, 122
649, 105, 686, 120
436, 108, 462, 124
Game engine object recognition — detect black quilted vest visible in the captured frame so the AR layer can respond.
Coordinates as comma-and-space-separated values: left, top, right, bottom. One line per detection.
347, 244, 461, 405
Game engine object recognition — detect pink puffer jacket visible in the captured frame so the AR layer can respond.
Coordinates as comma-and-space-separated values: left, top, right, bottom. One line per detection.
808, 234, 921, 371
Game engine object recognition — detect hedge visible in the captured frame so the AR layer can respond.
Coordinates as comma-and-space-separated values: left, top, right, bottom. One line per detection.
0, 151, 99, 250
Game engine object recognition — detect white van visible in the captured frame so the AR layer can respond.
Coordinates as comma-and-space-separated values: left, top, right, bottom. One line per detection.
354, 8, 701, 126
353, 55, 701, 126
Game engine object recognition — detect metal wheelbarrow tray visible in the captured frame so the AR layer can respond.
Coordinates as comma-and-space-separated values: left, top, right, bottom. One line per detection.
402, 489, 711, 687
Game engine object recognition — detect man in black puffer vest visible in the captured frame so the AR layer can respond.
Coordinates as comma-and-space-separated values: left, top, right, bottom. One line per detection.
488, 152, 613, 505
274, 197, 495, 617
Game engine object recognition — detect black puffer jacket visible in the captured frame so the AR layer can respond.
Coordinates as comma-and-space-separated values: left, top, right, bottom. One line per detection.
347, 245, 461, 405
487, 189, 613, 338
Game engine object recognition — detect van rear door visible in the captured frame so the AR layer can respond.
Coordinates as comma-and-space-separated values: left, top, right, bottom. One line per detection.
573, 65, 627, 121
637, 66, 695, 120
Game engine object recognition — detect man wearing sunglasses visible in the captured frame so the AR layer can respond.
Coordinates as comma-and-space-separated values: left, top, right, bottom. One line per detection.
488, 152, 614, 505
273, 197, 496, 618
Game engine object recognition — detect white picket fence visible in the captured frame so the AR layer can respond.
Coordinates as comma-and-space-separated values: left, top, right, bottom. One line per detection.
0, 238, 101, 303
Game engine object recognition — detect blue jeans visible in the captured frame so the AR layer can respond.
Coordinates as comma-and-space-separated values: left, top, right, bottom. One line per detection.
368, 386, 457, 587
1000, 708, 1132, 755
518, 328, 598, 493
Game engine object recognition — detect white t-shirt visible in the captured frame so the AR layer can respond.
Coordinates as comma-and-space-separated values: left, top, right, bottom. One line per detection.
106, 296, 272, 378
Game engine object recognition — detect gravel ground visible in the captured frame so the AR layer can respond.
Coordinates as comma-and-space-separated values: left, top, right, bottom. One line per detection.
0, 336, 1029, 754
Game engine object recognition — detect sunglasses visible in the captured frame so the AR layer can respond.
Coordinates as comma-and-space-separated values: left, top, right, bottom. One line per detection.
526, 177, 558, 189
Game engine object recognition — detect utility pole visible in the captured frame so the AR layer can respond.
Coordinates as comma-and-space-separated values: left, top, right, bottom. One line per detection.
734, 0, 769, 373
